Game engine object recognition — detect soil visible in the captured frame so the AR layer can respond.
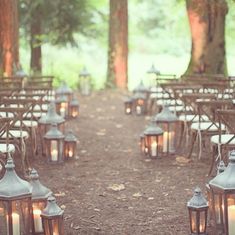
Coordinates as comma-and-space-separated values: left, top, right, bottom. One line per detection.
30, 90, 214, 235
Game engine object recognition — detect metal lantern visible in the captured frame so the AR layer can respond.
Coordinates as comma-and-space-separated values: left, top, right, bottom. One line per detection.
139, 131, 146, 154
55, 95, 69, 118
44, 124, 65, 164
187, 187, 209, 235
209, 150, 235, 235
124, 97, 133, 115
133, 92, 147, 115
154, 106, 178, 154
38, 102, 65, 155
64, 131, 77, 160
0, 156, 33, 235
68, 96, 79, 118
147, 64, 160, 87
41, 196, 64, 235
29, 169, 52, 234
206, 161, 226, 227
55, 81, 73, 103
79, 67, 91, 96
143, 121, 163, 158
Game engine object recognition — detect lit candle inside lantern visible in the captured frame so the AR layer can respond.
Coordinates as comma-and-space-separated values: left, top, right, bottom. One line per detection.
33, 209, 43, 232
151, 142, 157, 157
51, 149, 58, 161
60, 107, 65, 117
228, 205, 235, 235
126, 108, 131, 114
51, 141, 58, 161
72, 110, 78, 117
136, 106, 141, 115
0, 207, 4, 216
68, 150, 73, 157
7, 212, 20, 235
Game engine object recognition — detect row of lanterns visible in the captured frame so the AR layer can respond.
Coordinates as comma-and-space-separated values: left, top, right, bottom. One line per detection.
0, 156, 64, 235
38, 102, 78, 164
55, 82, 79, 119
187, 151, 235, 235
139, 106, 178, 157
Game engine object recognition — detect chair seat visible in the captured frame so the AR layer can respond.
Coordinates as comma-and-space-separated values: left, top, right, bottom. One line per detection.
178, 114, 209, 122
191, 122, 225, 131
23, 112, 46, 118
168, 106, 184, 112
0, 112, 14, 118
14, 120, 38, 128
0, 143, 15, 153
2, 130, 29, 139
211, 134, 235, 145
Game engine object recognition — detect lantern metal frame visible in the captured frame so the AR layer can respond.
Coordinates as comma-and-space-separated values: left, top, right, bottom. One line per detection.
0, 156, 33, 235
44, 123, 65, 164
133, 92, 147, 116
124, 97, 133, 115
68, 97, 79, 118
38, 102, 65, 155
187, 187, 209, 235
55, 81, 73, 103
55, 95, 69, 118
64, 131, 77, 160
79, 67, 91, 96
143, 122, 163, 158
41, 196, 64, 235
154, 105, 178, 155
209, 150, 235, 235
29, 169, 52, 235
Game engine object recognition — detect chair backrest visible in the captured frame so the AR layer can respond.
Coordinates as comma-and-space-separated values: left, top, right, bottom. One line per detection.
217, 109, 235, 134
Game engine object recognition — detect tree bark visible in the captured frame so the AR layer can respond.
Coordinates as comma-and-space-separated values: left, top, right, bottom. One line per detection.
30, 5, 42, 74
0, 0, 19, 76
107, 0, 128, 89
185, 0, 228, 77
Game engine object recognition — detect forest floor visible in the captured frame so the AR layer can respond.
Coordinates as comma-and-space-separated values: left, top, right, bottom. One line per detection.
30, 89, 215, 235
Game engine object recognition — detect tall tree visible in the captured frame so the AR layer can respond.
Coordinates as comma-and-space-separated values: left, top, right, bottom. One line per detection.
185, 0, 228, 76
107, 0, 128, 89
20, 0, 96, 74
0, 0, 19, 76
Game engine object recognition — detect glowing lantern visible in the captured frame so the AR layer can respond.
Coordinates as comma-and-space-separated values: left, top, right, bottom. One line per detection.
64, 131, 77, 160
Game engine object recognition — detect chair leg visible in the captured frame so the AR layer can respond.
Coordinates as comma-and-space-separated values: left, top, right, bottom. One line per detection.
187, 131, 197, 158
208, 145, 217, 176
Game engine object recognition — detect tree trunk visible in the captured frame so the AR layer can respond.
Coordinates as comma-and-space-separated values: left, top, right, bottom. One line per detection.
0, 0, 19, 76
185, 0, 228, 76
107, 0, 128, 89
30, 5, 42, 74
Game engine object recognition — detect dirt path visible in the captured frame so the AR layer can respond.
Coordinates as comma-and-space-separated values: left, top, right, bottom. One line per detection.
35, 90, 212, 235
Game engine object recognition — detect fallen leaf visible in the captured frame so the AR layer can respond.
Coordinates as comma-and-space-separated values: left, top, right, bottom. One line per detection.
116, 124, 123, 128
133, 192, 142, 198
148, 197, 154, 200
54, 192, 66, 197
108, 184, 125, 191
176, 156, 191, 164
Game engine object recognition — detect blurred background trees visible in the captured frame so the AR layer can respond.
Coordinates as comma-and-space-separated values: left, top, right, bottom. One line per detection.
0, 0, 235, 88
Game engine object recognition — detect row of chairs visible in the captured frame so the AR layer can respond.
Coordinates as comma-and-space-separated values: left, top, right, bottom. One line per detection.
0, 76, 54, 175
155, 74, 235, 175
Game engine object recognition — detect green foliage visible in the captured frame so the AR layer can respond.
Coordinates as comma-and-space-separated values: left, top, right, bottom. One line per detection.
19, 0, 101, 47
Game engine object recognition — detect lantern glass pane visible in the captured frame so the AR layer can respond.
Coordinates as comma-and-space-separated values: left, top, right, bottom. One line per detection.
214, 193, 223, 225
42, 219, 50, 235
65, 143, 75, 158
52, 219, 60, 235
0, 201, 7, 234
150, 136, 158, 157
199, 211, 206, 233
32, 202, 46, 233
191, 210, 197, 233
71, 107, 78, 117
50, 140, 58, 162
227, 195, 235, 235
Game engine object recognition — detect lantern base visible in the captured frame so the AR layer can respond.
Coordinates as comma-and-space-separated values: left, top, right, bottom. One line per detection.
190, 233, 207, 235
